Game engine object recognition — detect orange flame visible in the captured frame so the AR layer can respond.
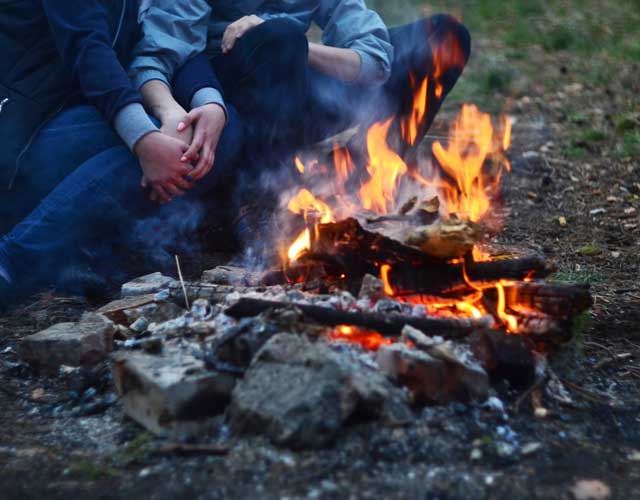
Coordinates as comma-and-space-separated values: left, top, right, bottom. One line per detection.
380, 264, 394, 296
359, 118, 407, 214
286, 189, 334, 262
496, 282, 519, 333
295, 156, 305, 174
432, 104, 510, 222
333, 145, 354, 185
402, 75, 429, 146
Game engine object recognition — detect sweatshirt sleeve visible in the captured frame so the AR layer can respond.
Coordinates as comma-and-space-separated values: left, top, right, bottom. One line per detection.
314, 0, 393, 86
41, 0, 145, 122
128, 0, 212, 90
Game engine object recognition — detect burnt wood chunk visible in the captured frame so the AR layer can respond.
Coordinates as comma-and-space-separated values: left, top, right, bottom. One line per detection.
469, 329, 536, 389
225, 298, 493, 339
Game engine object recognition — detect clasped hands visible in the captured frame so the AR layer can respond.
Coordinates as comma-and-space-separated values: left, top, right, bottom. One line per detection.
135, 103, 226, 204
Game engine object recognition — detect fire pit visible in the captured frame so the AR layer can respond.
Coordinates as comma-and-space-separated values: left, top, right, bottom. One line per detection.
100, 88, 592, 447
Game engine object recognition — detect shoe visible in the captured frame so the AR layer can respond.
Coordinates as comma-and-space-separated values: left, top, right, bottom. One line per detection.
56, 265, 110, 302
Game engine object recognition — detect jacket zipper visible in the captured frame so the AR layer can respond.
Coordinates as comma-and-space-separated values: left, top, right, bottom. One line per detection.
10, 0, 128, 190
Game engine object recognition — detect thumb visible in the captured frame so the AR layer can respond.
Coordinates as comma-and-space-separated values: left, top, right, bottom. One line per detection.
177, 109, 200, 132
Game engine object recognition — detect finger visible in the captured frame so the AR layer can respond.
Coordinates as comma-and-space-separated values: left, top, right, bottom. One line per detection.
182, 130, 205, 162
190, 142, 212, 180
153, 184, 172, 204
173, 175, 195, 190
178, 109, 200, 133
222, 26, 236, 52
164, 182, 186, 198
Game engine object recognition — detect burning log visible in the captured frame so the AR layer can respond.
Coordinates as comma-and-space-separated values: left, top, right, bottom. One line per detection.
503, 281, 592, 318
224, 298, 493, 340
402, 218, 481, 259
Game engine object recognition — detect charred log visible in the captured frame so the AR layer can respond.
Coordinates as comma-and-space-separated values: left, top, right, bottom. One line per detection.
225, 298, 493, 340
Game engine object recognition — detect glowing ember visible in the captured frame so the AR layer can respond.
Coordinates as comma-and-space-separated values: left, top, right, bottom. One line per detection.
330, 325, 393, 351
295, 156, 305, 174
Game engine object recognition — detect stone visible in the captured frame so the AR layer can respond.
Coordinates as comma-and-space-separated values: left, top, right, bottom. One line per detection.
19, 313, 115, 371
377, 343, 489, 404
358, 274, 386, 300
112, 340, 236, 440
97, 294, 158, 324
469, 329, 535, 389
201, 266, 266, 287
121, 272, 176, 298
228, 334, 411, 449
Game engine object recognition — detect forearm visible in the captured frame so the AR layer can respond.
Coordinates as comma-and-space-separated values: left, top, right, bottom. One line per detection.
140, 80, 184, 121
308, 43, 362, 82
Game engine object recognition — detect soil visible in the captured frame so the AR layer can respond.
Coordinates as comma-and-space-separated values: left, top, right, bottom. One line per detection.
2, 14, 640, 500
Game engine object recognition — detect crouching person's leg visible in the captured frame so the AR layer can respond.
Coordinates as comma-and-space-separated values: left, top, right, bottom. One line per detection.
385, 14, 471, 148
0, 145, 152, 307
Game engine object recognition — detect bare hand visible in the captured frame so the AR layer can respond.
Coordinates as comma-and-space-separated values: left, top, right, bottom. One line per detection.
221, 15, 264, 53
177, 104, 227, 181
134, 132, 195, 204
160, 105, 193, 144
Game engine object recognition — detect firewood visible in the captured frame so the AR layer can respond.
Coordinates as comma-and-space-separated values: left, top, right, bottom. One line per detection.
224, 298, 493, 339
402, 218, 482, 259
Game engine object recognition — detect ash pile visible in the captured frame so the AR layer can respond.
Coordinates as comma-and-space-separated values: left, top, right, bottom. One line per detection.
17, 261, 592, 450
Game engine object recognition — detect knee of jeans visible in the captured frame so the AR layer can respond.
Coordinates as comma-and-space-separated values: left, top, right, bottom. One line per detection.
429, 14, 471, 65
255, 18, 309, 61
217, 105, 245, 165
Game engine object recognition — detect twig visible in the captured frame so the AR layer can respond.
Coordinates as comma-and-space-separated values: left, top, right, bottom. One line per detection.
152, 443, 229, 456
174, 254, 190, 310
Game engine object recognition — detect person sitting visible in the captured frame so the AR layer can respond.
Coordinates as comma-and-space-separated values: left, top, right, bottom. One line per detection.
0, 0, 245, 309
130, 0, 470, 164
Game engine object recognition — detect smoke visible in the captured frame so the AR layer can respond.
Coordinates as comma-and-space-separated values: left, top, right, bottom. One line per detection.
127, 197, 206, 272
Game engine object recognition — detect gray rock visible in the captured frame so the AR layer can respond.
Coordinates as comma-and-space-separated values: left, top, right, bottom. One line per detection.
112, 340, 236, 440
228, 334, 411, 449
121, 272, 176, 298
19, 313, 115, 371
358, 274, 386, 300
377, 342, 489, 404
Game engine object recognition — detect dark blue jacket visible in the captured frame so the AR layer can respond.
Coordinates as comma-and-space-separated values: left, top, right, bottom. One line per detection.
0, 0, 222, 190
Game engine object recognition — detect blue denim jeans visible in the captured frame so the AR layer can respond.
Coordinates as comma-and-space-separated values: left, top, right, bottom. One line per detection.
0, 104, 245, 285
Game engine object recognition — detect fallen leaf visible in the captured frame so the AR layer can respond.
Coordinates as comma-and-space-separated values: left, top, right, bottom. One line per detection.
558, 216, 568, 227
570, 479, 611, 500
623, 207, 637, 215
577, 244, 602, 256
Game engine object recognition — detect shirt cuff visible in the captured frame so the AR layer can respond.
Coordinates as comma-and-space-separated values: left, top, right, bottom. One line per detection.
191, 87, 228, 122
113, 103, 159, 151
353, 50, 389, 86
131, 68, 171, 92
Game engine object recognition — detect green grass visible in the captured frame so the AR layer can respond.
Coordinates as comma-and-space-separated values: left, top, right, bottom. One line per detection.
550, 269, 605, 284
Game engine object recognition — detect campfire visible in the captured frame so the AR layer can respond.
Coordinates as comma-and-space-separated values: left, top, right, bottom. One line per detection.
17, 68, 593, 448
269, 79, 589, 348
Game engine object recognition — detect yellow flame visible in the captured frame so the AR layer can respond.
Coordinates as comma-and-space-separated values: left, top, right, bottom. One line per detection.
496, 282, 518, 332
402, 75, 429, 146
295, 157, 305, 174
380, 264, 394, 296
359, 118, 407, 214
287, 228, 311, 262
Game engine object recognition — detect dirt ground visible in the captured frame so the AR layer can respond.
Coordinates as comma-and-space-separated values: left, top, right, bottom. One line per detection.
1, 1, 640, 499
